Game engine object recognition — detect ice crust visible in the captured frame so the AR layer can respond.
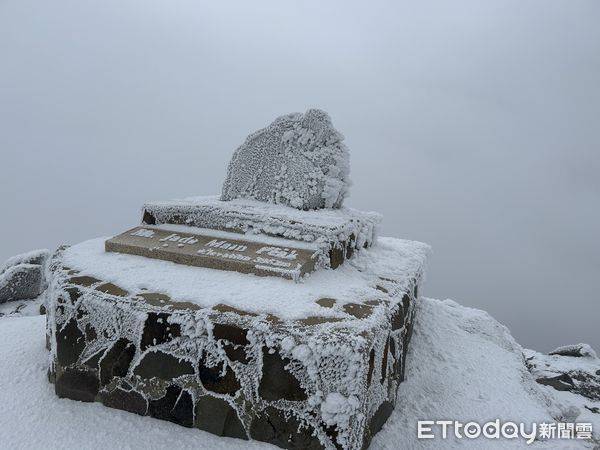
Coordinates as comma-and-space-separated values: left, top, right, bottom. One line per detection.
221, 109, 351, 210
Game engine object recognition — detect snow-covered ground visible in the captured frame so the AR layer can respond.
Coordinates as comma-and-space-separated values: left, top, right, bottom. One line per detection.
0, 296, 598, 449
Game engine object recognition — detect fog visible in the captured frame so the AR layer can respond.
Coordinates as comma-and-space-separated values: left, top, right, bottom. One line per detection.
1, 0, 598, 351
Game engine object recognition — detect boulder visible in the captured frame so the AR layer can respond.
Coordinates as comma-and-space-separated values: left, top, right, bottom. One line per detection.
0, 249, 50, 304
221, 109, 350, 210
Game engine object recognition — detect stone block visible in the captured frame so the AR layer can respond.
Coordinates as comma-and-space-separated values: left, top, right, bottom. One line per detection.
141, 196, 381, 270
46, 236, 427, 449
105, 226, 321, 281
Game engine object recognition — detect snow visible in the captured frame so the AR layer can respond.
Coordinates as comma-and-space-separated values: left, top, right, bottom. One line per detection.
1, 297, 597, 449
0, 248, 49, 275
221, 109, 351, 210
61, 236, 429, 321
143, 195, 381, 249
154, 224, 321, 251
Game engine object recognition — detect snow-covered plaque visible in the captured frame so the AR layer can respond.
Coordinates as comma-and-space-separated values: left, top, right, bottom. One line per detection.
105, 226, 320, 280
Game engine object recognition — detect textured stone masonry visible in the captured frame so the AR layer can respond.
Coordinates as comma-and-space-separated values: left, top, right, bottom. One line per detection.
46, 248, 422, 449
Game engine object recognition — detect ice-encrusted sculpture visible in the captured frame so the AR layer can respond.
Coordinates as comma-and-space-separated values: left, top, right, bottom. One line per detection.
221, 109, 351, 210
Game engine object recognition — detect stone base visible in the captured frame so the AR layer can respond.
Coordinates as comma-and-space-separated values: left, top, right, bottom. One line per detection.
142, 196, 381, 269
46, 240, 425, 450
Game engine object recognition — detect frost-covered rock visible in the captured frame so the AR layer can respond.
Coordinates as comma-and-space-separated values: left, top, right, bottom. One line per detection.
525, 344, 600, 402
221, 109, 351, 210
549, 343, 598, 359
0, 249, 50, 304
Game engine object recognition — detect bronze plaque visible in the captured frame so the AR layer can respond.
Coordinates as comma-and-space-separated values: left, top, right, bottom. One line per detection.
105, 226, 320, 281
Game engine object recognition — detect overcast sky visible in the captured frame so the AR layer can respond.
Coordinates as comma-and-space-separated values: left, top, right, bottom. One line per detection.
1, 0, 598, 351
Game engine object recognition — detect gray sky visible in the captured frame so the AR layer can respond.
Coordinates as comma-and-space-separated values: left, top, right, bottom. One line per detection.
1, 0, 598, 351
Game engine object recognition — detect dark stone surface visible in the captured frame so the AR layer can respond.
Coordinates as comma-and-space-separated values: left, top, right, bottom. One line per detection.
367, 349, 375, 386
223, 344, 249, 364
99, 338, 136, 385
380, 336, 389, 384
66, 287, 81, 304
141, 312, 181, 351
369, 401, 394, 435
134, 351, 195, 381
213, 323, 250, 363
84, 323, 97, 341
322, 423, 343, 450
198, 356, 241, 395
259, 348, 307, 401
55, 368, 99, 402
536, 373, 575, 391
142, 209, 156, 225
149, 386, 194, 428
390, 305, 404, 331
212, 323, 248, 346
83, 350, 104, 369
195, 395, 248, 439
56, 318, 85, 366
249, 406, 323, 450
100, 387, 148, 416
329, 245, 345, 270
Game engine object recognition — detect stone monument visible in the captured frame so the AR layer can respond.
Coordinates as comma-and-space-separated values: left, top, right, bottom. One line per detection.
45, 109, 430, 450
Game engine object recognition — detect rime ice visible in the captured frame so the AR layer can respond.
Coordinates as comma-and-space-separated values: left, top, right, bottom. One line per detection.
221, 109, 351, 210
